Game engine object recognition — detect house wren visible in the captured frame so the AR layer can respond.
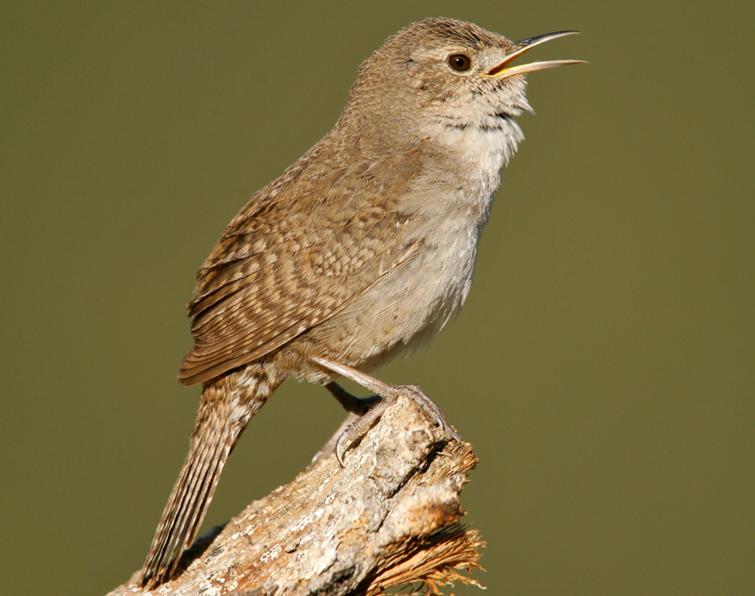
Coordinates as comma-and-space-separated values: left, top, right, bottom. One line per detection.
140, 17, 582, 587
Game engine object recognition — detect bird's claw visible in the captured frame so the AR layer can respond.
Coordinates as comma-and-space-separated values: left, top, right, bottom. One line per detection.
334, 384, 459, 467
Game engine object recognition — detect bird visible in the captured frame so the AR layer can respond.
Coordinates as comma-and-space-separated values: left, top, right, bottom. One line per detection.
140, 16, 583, 588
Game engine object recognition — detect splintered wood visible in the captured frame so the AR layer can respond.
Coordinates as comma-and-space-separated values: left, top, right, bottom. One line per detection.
110, 392, 483, 595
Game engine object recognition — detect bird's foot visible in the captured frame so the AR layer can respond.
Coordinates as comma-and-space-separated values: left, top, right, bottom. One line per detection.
314, 356, 459, 466
331, 383, 459, 467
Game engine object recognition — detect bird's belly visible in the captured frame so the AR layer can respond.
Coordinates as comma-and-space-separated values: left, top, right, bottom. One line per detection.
304, 209, 484, 374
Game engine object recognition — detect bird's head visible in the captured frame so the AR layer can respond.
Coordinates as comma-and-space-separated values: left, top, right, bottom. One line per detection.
342, 17, 583, 142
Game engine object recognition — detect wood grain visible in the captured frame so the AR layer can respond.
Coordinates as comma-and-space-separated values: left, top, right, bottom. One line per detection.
110, 390, 483, 595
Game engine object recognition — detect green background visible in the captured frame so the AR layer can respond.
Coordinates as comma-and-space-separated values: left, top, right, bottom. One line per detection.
1, 1, 752, 594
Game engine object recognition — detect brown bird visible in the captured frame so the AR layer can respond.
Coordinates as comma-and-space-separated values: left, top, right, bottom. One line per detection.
140, 17, 583, 588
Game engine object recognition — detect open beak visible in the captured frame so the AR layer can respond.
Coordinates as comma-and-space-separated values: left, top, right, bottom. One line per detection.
485, 30, 585, 80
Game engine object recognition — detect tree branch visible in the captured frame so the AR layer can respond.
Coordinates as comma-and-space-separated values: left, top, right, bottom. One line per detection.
109, 390, 483, 595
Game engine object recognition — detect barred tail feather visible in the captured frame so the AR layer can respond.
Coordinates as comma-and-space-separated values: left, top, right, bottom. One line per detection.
140, 366, 277, 588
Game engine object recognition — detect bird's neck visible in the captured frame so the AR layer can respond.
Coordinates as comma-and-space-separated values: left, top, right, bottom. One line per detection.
423, 116, 524, 219
425, 115, 524, 172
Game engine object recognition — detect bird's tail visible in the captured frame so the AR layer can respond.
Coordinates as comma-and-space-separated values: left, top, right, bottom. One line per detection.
140, 365, 280, 589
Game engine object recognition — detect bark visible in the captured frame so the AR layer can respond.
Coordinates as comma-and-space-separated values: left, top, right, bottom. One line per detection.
109, 389, 483, 595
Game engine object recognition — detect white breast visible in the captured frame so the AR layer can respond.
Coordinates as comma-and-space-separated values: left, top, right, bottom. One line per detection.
424, 121, 523, 303
433, 119, 524, 206
394, 120, 525, 348
328, 121, 524, 370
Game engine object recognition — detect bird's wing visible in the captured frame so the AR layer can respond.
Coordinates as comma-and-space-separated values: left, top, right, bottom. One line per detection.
178, 150, 422, 385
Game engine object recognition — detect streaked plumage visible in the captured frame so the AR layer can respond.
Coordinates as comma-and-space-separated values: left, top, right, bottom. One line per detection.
140, 16, 580, 587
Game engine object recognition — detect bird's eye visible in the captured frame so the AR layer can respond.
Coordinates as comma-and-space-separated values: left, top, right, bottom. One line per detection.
448, 53, 472, 72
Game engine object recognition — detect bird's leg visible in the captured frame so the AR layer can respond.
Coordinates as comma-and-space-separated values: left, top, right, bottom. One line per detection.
319, 382, 380, 466
313, 356, 459, 466
325, 381, 380, 415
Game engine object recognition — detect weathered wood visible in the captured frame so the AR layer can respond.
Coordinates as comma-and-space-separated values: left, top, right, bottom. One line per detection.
109, 390, 483, 595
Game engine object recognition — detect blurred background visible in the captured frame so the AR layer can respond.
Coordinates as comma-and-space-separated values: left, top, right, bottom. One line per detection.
1, 1, 752, 594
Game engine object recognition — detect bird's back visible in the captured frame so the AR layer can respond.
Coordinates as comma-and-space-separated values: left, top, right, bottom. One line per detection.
179, 134, 431, 385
